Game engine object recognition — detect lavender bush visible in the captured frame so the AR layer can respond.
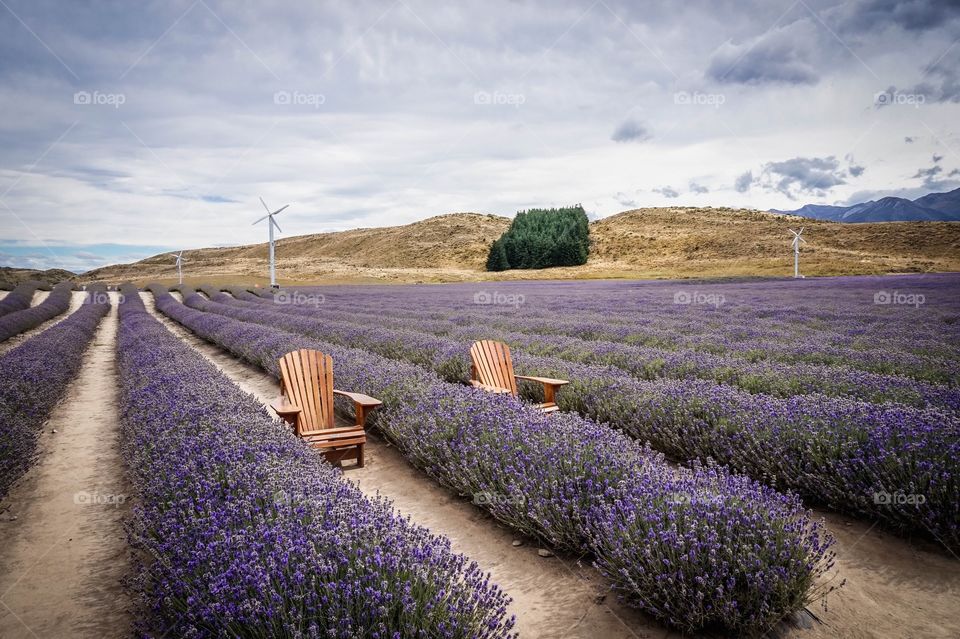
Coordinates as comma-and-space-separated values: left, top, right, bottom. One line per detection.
0, 281, 41, 318
152, 284, 835, 635
0, 281, 75, 341
0, 285, 109, 498
192, 289, 960, 551
117, 285, 516, 638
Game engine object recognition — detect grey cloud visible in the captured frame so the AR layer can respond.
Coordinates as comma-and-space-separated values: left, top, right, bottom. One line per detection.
845, 154, 865, 177
909, 163, 960, 191
707, 25, 818, 86
912, 165, 943, 179
614, 192, 638, 208
72, 251, 102, 260
611, 119, 651, 143
837, 0, 960, 33
895, 48, 960, 104
734, 171, 754, 193
654, 186, 679, 198
688, 181, 709, 194
933, 153, 944, 163
761, 156, 847, 198
905, 136, 915, 143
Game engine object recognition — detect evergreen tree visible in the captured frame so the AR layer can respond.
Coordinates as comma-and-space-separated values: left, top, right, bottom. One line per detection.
485, 239, 510, 271
485, 205, 590, 271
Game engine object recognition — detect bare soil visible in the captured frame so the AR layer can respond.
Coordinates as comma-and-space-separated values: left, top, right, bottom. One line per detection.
0, 293, 131, 638
142, 293, 960, 638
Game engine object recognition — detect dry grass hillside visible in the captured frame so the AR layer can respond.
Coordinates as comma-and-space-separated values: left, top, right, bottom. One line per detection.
0, 267, 78, 288
585, 207, 960, 278
79, 207, 960, 285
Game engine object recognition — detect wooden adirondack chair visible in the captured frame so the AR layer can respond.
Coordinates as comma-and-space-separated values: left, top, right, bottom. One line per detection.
271, 349, 381, 467
469, 340, 569, 413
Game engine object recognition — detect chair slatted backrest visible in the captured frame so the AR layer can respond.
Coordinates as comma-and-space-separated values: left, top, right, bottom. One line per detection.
470, 340, 518, 396
278, 349, 335, 434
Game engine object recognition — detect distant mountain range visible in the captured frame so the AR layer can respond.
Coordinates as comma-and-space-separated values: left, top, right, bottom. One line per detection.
774, 187, 960, 223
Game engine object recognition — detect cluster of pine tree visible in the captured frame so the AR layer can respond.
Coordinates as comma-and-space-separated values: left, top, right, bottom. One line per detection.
486, 205, 590, 271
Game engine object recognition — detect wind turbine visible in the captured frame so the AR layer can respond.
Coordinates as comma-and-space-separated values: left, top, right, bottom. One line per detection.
252, 197, 289, 289
172, 250, 188, 285
789, 227, 806, 278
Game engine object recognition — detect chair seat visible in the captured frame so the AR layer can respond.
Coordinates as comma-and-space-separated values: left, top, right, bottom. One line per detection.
301, 428, 366, 449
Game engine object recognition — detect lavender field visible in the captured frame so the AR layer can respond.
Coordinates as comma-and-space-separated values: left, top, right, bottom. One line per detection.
139, 272, 957, 635
2, 273, 959, 638
227, 273, 960, 552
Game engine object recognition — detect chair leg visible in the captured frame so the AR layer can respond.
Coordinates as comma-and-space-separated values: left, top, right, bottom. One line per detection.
357, 443, 365, 468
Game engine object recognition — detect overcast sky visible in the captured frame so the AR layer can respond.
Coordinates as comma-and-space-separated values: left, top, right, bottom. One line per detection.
1, 0, 959, 272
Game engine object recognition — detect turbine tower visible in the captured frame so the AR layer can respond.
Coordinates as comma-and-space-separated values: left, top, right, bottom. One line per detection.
253, 197, 289, 289
789, 227, 806, 278
172, 250, 188, 285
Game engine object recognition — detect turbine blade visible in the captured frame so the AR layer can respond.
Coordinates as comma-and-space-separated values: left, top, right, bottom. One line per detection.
253, 214, 270, 225
272, 217, 283, 234
272, 204, 290, 216
259, 196, 271, 214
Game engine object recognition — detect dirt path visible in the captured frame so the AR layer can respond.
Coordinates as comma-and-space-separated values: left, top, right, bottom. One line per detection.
0, 293, 131, 638
0, 291, 88, 356
143, 292, 673, 638
804, 513, 960, 639
29, 290, 49, 307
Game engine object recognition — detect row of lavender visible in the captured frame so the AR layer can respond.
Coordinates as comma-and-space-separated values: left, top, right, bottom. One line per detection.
116, 286, 516, 637
155, 285, 835, 635
202, 289, 959, 551
271, 276, 960, 384
0, 286, 109, 499
225, 287, 959, 412
0, 281, 41, 318
0, 282, 74, 342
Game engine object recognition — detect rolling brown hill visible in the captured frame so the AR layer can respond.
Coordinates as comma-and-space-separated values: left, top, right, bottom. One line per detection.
79, 208, 960, 285
0, 267, 78, 288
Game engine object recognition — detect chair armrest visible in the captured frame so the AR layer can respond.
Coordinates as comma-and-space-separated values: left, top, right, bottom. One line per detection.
333, 389, 382, 407
514, 374, 569, 387
333, 389, 382, 427
514, 375, 568, 407
271, 398, 301, 426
